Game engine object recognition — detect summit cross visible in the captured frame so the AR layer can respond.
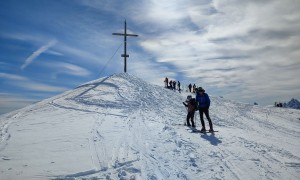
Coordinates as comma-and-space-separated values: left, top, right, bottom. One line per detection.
112, 20, 138, 73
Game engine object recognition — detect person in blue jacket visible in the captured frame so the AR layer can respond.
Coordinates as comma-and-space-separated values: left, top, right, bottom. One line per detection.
196, 87, 214, 132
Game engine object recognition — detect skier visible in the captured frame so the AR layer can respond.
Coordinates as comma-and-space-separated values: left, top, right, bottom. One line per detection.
169, 80, 173, 89
177, 81, 181, 92
192, 84, 196, 93
188, 84, 192, 92
164, 77, 168, 88
173, 81, 176, 90
196, 87, 214, 132
183, 95, 197, 127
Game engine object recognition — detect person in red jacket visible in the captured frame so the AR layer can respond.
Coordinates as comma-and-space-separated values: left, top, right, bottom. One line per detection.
183, 95, 197, 127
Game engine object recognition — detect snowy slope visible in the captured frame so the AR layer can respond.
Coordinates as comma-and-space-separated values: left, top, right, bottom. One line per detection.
0, 73, 299, 180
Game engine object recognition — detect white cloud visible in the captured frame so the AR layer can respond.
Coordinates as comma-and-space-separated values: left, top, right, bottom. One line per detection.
47, 62, 91, 78
130, 58, 176, 86
0, 32, 43, 42
56, 43, 100, 64
2, 0, 299, 106
46, 50, 64, 56
76, 0, 300, 104
0, 72, 67, 93
0, 93, 37, 106
131, 0, 300, 104
16, 81, 67, 92
21, 39, 58, 70
0, 93, 37, 115
0, 73, 28, 81
59, 63, 91, 76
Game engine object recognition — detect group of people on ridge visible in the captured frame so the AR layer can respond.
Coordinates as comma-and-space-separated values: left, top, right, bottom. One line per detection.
274, 102, 283, 107
164, 77, 181, 92
188, 83, 197, 93
183, 87, 214, 133
163, 77, 214, 133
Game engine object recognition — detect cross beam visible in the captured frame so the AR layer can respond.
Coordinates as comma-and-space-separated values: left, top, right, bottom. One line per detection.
112, 20, 138, 73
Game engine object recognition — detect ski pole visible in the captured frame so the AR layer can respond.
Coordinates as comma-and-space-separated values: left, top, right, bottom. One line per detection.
183, 102, 188, 126
184, 106, 188, 126
194, 110, 197, 127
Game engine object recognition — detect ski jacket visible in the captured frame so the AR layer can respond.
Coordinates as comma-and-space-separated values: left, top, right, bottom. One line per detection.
196, 93, 210, 108
164, 78, 168, 84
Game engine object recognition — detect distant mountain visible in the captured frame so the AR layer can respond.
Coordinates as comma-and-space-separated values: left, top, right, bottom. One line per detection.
284, 98, 300, 109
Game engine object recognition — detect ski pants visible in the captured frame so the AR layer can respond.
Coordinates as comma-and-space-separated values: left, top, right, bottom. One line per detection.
186, 111, 195, 126
199, 107, 213, 130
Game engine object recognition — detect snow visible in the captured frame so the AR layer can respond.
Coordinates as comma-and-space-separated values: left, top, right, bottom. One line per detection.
0, 73, 299, 180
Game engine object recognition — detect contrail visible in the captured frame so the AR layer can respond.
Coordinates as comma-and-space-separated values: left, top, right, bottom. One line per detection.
21, 39, 57, 70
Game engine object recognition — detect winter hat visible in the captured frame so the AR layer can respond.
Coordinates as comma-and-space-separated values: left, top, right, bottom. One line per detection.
186, 95, 192, 102
197, 87, 205, 92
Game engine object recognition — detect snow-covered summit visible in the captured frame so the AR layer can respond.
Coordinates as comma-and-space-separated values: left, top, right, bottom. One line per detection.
0, 73, 299, 180
284, 98, 300, 109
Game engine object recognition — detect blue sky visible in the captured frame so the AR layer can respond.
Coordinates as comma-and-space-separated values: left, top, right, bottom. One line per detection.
0, 0, 299, 114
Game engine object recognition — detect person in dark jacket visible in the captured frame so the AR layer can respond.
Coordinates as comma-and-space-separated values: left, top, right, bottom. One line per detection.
169, 80, 173, 89
173, 81, 176, 90
177, 81, 181, 92
188, 84, 192, 92
196, 87, 214, 132
164, 77, 168, 88
183, 96, 197, 127
192, 84, 196, 93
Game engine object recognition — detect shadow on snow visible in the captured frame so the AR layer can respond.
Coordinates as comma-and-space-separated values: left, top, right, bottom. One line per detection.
200, 134, 222, 146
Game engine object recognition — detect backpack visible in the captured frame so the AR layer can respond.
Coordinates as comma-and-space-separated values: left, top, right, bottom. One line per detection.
190, 98, 196, 106
189, 98, 197, 111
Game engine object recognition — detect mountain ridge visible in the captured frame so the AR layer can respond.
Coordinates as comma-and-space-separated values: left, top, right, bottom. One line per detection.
0, 73, 299, 180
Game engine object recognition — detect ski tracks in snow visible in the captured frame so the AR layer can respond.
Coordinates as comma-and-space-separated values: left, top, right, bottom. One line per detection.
74, 75, 198, 179
210, 98, 300, 179
2, 74, 299, 180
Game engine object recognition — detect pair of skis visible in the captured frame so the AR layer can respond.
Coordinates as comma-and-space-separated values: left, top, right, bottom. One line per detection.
183, 107, 218, 133
171, 123, 218, 133
188, 126, 218, 134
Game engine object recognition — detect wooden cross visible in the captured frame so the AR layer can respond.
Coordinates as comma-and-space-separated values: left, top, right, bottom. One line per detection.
112, 20, 138, 73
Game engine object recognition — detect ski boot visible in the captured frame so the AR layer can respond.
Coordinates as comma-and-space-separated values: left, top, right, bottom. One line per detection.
200, 127, 206, 133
